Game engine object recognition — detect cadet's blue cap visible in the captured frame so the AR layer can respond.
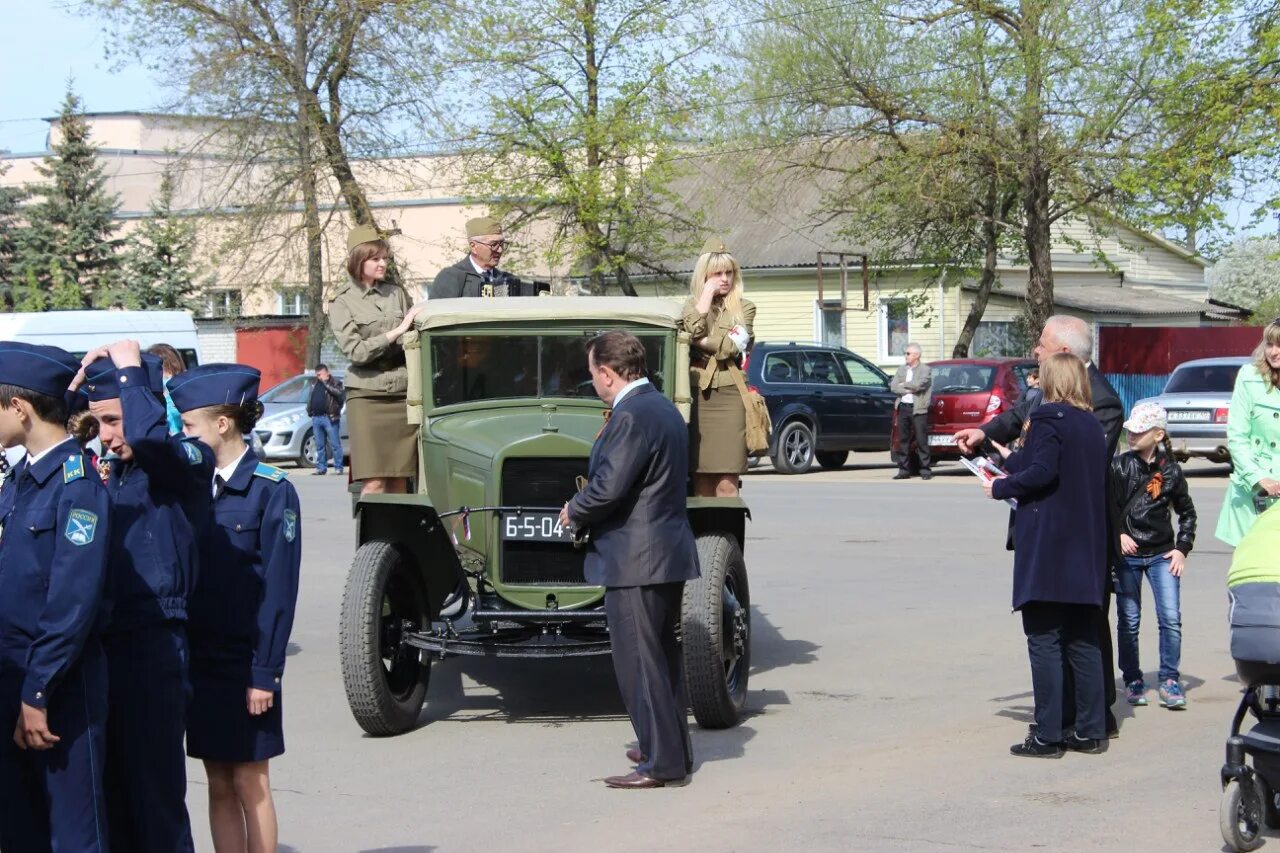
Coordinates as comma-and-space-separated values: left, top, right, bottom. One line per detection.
82, 354, 166, 401
0, 342, 80, 399
168, 363, 261, 413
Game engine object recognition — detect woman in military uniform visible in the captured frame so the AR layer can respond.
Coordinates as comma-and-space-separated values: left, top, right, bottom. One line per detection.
327, 225, 423, 495
1217, 318, 1280, 545
678, 237, 757, 498
171, 363, 302, 853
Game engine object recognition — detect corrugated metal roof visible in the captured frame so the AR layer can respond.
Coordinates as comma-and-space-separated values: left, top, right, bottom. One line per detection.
967, 281, 1238, 318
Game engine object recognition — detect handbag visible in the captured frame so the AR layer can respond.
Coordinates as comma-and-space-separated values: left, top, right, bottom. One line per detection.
726, 361, 772, 456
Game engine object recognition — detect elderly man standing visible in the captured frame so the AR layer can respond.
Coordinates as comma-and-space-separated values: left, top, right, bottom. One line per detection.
957, 314, 1125, 737
890, 342, 933, 480
431, 216, 542, 298
560, 331, 699, 789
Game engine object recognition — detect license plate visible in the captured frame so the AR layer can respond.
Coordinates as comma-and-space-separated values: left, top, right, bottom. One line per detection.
1167, 410, 1211, 422
927, 434, 957, 446
501, 512, 572, 542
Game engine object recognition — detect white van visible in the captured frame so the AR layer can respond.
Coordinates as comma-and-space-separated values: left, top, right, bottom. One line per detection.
0, 310, 203, 474
0, 310, 202, 365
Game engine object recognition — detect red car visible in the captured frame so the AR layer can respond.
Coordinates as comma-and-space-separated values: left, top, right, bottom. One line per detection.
891, 357, 1038, 462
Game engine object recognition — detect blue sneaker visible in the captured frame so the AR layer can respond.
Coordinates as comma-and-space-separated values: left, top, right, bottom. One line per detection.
1125, 681, 1147, 706
1159, 679, 1187, 709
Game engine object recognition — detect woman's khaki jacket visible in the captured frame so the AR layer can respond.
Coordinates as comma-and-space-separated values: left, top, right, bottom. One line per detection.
1216, 363, 1280, 546
679, 297, 757, 391
327, 279, 412, 394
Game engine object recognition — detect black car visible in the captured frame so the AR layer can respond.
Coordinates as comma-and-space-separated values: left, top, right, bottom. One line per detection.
745, 341, 896, 474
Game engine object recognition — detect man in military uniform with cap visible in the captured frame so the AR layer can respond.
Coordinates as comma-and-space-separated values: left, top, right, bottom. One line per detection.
431, 216, 545, 298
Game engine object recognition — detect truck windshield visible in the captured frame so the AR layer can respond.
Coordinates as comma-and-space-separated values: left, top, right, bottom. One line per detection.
431, 334, 666, 407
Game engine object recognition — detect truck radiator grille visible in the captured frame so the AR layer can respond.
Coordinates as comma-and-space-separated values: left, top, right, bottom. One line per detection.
500, 459, 590, 586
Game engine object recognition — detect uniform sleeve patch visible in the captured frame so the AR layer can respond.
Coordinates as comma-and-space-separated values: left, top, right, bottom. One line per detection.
65, 509, 98, 546
283, 509, 297, 543
182, 442, 203, 465
62, 455, 85, 484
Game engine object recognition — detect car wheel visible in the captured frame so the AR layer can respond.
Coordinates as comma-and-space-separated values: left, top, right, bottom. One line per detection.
339, 540, 431, 736
299, 430, 316, 469
682, 532, 750, 729
816, 451, 848, 470
771, 420, 815, 474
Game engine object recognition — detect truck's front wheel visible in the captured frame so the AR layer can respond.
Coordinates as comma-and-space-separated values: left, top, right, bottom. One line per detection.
682, 532, 750, 728
340, 540, 431, 736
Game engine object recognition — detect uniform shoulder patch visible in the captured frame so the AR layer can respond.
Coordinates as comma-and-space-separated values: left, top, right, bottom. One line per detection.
283, 508, 297, 542
181, 441, 203, 465
253, 462, 288, 482
65, 508, 98, 546
62, 454, 85, 484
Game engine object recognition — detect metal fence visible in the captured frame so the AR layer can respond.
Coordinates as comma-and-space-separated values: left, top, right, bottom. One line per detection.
1105, 373, 1170, 416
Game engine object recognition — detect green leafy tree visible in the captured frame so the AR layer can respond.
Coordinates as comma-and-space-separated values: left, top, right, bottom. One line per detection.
436, 0, 711, 294
122, 168, 201, 309
20, 88, 123, 308
1208, 235, 1280, 309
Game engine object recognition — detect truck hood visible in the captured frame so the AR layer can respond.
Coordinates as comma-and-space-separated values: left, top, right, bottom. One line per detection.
427, 404, 606, 460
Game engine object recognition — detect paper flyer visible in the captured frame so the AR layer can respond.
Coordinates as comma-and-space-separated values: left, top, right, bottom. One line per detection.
961, 456, 1017, 508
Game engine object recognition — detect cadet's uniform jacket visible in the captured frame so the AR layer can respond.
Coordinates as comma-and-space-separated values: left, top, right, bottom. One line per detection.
327, 279, 413, 395
0, 441, 111, 707
103, 364, 214, 632
679, 297, 756, 392
189, 451, 302, 692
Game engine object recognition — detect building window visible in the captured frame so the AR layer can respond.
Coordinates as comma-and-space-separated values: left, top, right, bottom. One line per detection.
276, 288, 310, 316
201, 290, 242, 319
815, 300, 845, 347
972, 321, 1031, 357
879, 299, 909, 361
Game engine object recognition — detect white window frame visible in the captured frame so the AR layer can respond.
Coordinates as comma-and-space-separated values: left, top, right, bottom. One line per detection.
201, 290, 242, 319
813, 299, 845, 348
276, 288, 310, 317
878, 297, 910, 365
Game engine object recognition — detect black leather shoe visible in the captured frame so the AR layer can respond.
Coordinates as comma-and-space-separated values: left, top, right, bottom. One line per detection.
892, 471, 911, 480
1010, 734, 1064, 758
1064, 734, 1106, 754
920, 469, 934, 480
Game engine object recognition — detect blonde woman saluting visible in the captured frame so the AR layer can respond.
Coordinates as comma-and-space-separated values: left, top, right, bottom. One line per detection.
679, 237, 756, 498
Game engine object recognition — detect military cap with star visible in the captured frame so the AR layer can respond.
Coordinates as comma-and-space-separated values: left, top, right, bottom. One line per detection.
466, 216, 504, 239
167, 363, 261, 413
0, 342, 81, 398
700, 236, 731, 255
82, 354, 166, 402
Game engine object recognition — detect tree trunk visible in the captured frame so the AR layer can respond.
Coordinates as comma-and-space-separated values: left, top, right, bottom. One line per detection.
953, 189, 1003, 357
291, 2, 326, 368
1023, 165, 1054, 337
1017, 0, 1053, 339
613, 258, 638, 297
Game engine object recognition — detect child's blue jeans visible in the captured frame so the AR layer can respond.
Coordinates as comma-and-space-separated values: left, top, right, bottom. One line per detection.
1115, 553, 1182, 684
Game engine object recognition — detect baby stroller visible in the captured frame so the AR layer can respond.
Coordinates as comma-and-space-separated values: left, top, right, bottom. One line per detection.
1221, 493, 1280, 851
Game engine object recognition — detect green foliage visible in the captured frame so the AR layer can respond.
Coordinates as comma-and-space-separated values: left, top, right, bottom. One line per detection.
435, 0, 711, 294
0, 163, 30, 305
122, 169, 202, 310
1209, 236, 1280, 309
12, 267, 47, 313
19, 87, 123, 309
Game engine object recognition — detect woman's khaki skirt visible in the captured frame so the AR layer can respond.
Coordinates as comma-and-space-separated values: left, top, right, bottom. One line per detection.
347, 392, 417, 480
690, 384, 747, 474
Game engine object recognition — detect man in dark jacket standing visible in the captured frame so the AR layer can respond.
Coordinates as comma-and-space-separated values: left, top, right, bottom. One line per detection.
957, 314, 1125, 736
431, 216, 545, 298
306, 364, 345, 475
560, 331, 700, 789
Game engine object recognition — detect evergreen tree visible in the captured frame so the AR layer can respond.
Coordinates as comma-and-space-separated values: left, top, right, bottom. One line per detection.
12, 267, 47, 312
122, 168, 200, 309
20, 88, 123, 309
0, 163, 29, 307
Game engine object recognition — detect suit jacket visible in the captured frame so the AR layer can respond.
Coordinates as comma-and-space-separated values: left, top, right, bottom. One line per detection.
566, 383, 700, 588
890, 362, 932, 414
430, 256, 542, 299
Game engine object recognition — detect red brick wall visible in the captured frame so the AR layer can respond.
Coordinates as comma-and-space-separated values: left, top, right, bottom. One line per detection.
1098, 326, 1264, 374
235, 325, 308, 390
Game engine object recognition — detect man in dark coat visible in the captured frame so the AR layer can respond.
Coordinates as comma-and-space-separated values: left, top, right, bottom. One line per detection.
956, 314, 1125, 736
560, 331, 700, 789
430, 216, 545, 298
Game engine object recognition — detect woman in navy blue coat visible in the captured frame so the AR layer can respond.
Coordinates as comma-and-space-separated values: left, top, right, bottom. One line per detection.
170, 364, 301, 853
985, 352, 1110, 757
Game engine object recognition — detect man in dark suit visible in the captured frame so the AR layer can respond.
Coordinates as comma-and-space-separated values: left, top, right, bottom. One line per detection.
559, 331, 700, 789
957, 314, 1125, 735
430, 216, 546, 298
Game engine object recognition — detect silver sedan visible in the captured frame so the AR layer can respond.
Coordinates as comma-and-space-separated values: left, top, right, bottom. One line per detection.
1136, 356, 1249, 463
255, 372, 350, 468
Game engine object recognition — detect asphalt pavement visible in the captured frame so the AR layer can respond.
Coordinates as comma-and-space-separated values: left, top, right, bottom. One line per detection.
185, 456, 1245, 852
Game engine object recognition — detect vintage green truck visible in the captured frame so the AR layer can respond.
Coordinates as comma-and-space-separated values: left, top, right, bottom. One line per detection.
338, 297, 752, 736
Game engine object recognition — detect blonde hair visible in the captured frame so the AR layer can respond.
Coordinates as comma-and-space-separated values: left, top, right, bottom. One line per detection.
689, 251, 745, 323
1040, 352, 1092, 411
1253, 318, 1280, 392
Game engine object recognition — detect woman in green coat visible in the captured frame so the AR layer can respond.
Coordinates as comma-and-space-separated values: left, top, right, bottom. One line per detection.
1216, 319, 1280, 546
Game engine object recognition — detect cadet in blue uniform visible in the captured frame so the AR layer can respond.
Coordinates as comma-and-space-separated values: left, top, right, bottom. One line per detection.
0, 343, 112, 852
74, 340, 212, 853
171, 364, 301, 853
